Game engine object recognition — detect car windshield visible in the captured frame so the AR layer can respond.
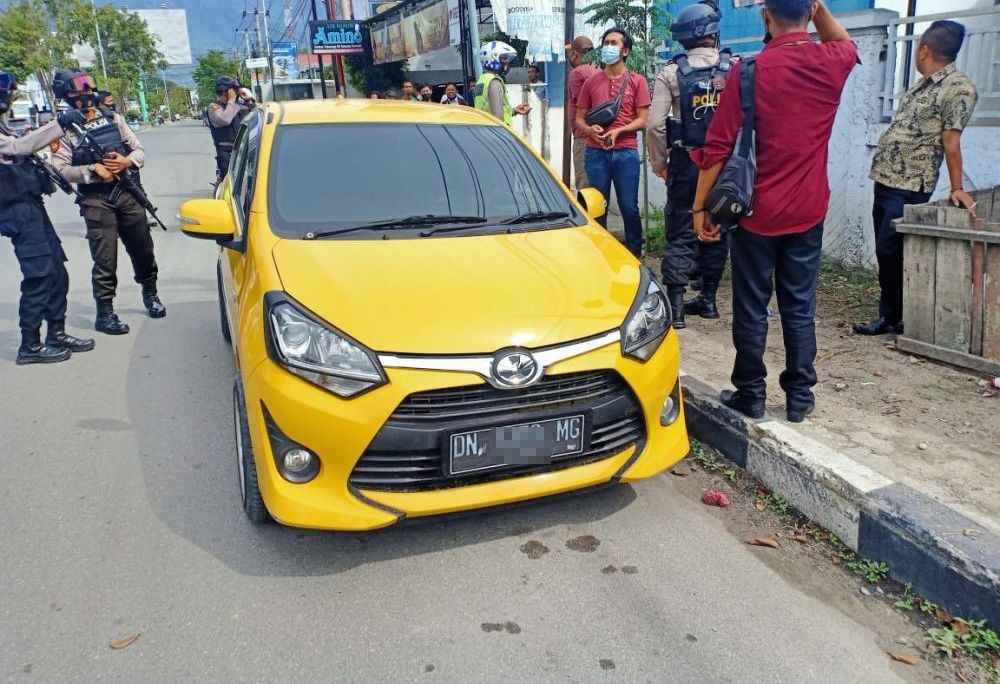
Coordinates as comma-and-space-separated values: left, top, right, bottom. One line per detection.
268, 123, 583, 238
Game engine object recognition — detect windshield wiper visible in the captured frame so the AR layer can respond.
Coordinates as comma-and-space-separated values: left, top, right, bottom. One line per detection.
500, 211, 573, 225
305, 215, 487, 239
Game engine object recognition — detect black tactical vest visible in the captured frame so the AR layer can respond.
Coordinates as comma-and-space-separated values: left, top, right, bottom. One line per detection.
673, 49, 733, 148
70, 108, 126, 166
209, 99, 242, 147
0, 125, 56, 207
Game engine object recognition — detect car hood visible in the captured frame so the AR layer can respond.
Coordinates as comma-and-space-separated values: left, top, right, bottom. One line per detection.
270, 227, 641, 355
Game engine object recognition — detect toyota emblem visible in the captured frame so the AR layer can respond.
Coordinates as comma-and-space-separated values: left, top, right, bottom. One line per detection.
491, 350, 540, 388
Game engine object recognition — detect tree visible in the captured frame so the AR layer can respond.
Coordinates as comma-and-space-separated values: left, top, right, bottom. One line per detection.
0, 2, 52, 81
194, 50, 248, 106
582, 0, 671, 77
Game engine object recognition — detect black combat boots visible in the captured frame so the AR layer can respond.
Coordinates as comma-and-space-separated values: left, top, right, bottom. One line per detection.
683, 281, 721, 320
95, 300, 130, 335
46, 320, 96, 353
141, 282, 166, 319
16, 329, 71, 365
667, 288, 686, 330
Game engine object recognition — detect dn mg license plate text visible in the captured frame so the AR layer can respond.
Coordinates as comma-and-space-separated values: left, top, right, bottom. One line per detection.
448, 415, 586, 476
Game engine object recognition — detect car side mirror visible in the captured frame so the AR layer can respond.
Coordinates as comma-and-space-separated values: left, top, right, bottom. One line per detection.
178, 199, 237, 245
577, 188, 607, 220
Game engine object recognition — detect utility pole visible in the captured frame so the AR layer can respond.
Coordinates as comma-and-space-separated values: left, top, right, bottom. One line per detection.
310, 0, 328, 98
902, 0, 918, 91
562, 0, 574, 187
260, 0, 277, 100
325, 0, 345, 97
90, 0, 109, 80
467, 0, 482, 79
162, 70, 172, 117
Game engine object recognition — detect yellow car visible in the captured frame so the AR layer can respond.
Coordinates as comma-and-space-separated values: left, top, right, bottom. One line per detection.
179, 100, 688, 531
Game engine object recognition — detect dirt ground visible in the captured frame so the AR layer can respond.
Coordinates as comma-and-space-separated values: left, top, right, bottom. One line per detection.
643, 257, 1000, 534
668, 451, 996, 683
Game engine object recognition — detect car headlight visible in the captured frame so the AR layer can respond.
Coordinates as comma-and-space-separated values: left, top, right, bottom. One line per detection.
265, 295, 386, 398
621, 272, 672, 361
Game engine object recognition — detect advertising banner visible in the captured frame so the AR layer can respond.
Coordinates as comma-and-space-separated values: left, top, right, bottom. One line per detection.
372, 0, 453, 65
271, 41, 299, 80
311, 20, 366, 55
447, 0, 461, 47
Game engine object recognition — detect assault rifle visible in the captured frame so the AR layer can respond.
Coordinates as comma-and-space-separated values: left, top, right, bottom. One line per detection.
29, 153, 83, 201
69, 122, 168, 231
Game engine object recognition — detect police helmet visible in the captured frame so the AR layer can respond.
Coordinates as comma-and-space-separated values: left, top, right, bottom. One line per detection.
52, 68, 94, 98
480, 41, 518, 74
216, 75, 241, 94
671, 1, 722, 43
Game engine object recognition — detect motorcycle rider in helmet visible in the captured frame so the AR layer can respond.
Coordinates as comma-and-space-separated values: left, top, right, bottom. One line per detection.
474, 41, 531, 126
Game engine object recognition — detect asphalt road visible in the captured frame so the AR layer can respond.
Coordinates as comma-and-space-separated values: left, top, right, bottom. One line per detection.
1, 122, 911, 682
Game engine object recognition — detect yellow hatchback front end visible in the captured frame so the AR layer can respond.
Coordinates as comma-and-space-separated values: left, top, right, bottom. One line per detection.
181, 100, 689, 531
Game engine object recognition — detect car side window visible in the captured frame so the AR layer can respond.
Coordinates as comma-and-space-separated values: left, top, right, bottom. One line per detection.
228, 126, 250, 215
234, 112, 263, 221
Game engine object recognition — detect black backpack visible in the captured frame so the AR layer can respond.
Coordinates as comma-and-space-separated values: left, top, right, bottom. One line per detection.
705, 58, 756, 230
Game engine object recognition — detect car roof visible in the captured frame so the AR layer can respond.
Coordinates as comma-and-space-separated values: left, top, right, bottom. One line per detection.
272, 99, 499, 127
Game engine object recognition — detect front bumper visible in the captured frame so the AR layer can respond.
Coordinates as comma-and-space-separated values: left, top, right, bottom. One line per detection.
242, 331, 689, 530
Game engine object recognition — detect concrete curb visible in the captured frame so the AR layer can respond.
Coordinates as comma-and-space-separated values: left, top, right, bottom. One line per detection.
680, 373, 1000, 625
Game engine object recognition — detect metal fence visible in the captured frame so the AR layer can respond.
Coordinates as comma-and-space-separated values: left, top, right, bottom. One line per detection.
882, 6, 1000, 124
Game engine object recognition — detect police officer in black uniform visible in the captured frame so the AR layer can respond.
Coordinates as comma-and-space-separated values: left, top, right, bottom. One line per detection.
50, 68, 165, 336
648, 0, 732, 327
207, 76, 250, 183
0, 71, 95, 364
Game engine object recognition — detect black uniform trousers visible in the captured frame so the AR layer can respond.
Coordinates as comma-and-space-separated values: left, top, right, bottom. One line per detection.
215, 143, 234, 181
79, 189, 158, 302
730, 222, 824, 413
0, 198, 70, 333
872, 183, 932, 324
661, 149, 729, 290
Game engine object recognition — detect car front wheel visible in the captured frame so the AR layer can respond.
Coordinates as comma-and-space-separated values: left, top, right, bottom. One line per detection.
233, 377, 269, 524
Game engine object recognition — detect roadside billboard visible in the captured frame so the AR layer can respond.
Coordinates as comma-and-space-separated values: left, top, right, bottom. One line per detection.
133, 9, 193, 65
311, 20, 366, 55
272, 41, 300, 79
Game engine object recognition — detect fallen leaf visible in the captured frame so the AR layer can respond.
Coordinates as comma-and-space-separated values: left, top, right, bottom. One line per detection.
993, 657, 1000, 669
747, 537, 780, 549
756, 486, 771, 497
814, 531, 830, 541
957, 666, 971, 683
792, 534, 809, 544
951, 619, 970, 635
110, 634, 140, 650
831, 555, 842, 566
887, 652, 918, 666
935, 607, 953, 625
670, 469, 689, 477
963, 528, 979, 537
755, 499, 767, 512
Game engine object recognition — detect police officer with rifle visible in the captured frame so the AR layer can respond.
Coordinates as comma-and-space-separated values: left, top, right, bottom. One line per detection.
648, 0, 733, 328
0, 71, 95, 365
207, 76, 252, 184
50, 68, 166, 336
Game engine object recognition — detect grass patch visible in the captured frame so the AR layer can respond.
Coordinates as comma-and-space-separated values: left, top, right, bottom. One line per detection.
645, 207, 666, 255
847, 558, 890, 584
816, 260, 880, 320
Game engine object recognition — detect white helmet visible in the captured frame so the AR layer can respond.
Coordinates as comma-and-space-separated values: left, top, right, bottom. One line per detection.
480, 41, 517, 73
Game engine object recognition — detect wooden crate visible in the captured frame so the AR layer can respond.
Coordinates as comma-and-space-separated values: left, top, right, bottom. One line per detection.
895, 188, 1000, 375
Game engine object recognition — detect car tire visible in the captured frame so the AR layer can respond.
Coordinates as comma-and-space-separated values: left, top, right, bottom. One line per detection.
217, 260, 232, 345
233, 378, 270, 524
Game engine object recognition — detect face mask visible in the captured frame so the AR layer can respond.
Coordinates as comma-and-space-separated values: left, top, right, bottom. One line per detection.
601, 45, 622, 65
66, 93, 96, 110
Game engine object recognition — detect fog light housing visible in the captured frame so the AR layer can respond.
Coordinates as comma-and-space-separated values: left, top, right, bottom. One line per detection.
262, 403, 321, 483
660, 380, 682, 426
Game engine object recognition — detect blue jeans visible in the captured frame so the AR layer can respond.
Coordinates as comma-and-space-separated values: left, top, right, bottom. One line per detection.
585, 147, 642, 257
730, 222, 824, 412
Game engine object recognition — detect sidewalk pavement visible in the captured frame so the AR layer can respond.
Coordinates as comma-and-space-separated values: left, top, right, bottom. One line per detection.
659, 273, 1000, 626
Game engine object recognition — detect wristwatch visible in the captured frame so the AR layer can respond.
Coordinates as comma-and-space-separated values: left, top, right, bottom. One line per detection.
87, 163, 96, 173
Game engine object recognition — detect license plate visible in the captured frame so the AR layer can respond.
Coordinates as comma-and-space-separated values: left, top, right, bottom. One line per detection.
448, 415, 586, 476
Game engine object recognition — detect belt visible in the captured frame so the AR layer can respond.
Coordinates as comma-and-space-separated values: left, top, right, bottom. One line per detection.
78, 182, 116, 197
217, 142, 235, 149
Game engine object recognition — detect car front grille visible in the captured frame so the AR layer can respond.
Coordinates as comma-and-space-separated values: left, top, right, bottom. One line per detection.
349, 371, 645, 492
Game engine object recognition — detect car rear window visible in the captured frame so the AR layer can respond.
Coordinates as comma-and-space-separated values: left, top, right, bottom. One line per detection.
267, 122, 581, 237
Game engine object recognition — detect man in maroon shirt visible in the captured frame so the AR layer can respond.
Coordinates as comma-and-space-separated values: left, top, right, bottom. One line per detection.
566, 36, 599, 189
576, 28, 652, 257
690, 0, 857, 423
